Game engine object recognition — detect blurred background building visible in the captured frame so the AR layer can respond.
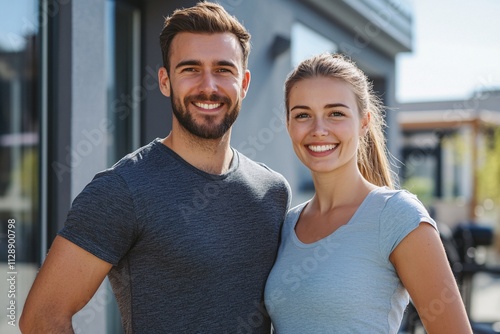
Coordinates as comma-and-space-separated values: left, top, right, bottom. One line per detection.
0, 0, 498, 333
398, 91, 500, 227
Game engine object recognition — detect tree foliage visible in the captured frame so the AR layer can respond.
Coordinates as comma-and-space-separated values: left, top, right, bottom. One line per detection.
477, 127, 500, 204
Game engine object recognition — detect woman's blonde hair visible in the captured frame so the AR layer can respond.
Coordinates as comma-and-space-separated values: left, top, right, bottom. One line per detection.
284, 53, 394, 188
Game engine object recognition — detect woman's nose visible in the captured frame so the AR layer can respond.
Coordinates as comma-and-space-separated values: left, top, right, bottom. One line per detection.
312, 119, 328, 137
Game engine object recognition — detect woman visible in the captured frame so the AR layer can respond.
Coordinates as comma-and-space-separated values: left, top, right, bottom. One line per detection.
264, 53, 472, 333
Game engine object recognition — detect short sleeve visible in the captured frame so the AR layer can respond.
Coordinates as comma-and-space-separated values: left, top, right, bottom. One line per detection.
58, 170, 138, 265
379, 190, 437, 258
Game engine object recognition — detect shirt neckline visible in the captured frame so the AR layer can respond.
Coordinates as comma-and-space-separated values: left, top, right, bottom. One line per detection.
290, 187, 383, 248
153, 138, 239, 180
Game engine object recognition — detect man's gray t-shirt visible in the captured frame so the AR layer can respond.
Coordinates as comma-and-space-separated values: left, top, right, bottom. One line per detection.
59, 138, 291, 333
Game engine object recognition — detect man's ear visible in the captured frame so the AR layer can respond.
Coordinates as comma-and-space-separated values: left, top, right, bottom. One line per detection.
158, 67, 171, 97
240, 70, 251, 99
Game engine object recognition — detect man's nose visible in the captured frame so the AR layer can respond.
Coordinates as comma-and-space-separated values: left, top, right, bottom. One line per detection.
199, 72, 218, 94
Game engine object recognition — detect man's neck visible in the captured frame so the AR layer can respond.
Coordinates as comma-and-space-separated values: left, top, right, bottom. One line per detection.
161, 129, 233, 175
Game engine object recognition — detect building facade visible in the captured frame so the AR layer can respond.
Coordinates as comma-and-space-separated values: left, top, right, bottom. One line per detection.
0, 0, 412, 332
398, 91, 500, 227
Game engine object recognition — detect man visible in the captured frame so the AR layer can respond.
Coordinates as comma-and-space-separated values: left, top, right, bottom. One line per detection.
20, 2, 290, 333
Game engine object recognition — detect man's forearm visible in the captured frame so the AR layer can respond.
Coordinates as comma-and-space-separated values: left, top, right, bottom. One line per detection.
20, 312, 74, 334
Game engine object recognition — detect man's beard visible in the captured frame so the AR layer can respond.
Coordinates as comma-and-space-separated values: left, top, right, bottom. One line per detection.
170, 91, 240, 140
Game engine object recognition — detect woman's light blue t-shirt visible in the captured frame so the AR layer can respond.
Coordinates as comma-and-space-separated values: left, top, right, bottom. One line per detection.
264, 187, 437, 334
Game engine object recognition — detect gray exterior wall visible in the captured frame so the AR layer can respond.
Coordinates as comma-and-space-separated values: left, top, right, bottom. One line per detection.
71, 0, 108, 199
63, 1, 114, 332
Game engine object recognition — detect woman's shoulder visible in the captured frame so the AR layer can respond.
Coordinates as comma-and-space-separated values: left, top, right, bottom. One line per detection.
369, 186, 436, 232
288, 201, 309, 214
373, 187, 437, 256
283, 201, 309, 229
371, 187, 423, 212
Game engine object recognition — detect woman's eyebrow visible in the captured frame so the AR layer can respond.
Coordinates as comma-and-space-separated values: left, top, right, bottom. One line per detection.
290, 103, 350, 112
324, 103, 350, 109
290, 105, 310, 112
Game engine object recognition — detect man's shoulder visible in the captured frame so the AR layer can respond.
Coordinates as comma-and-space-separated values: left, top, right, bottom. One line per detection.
234, 151, 291, 203
235, 150, 287, 182
86, 139, 165, 189
111, 139, 161, 171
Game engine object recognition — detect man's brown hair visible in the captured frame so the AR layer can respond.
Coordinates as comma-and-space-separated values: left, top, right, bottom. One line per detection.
159, 2, 251, 72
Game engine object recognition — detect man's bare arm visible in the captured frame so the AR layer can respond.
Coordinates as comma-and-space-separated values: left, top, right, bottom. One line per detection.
20, 236, 112, 334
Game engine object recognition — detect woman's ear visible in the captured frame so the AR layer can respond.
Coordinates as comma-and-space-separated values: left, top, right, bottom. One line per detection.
360, 111, 371, 136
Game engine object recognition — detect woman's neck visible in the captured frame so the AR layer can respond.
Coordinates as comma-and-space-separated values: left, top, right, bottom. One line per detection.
310, 167, 376, 214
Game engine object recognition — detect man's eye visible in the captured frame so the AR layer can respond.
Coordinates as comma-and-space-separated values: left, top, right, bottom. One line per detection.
217, 68, 232, 73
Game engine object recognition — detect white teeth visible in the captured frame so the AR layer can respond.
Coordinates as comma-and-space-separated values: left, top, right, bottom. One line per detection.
308, 144, 337, 152
195, 102, 221, 110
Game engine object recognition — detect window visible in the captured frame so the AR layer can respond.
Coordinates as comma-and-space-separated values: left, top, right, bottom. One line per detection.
106, 0, 141, 165
0, 1, 40, 331
291, 22, 337, 67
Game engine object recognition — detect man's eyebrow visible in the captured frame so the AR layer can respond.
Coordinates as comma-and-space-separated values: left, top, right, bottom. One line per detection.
215, 60, 238, 68
175, 60, 202, 69
175, 60, 238, 69
290, 103, 350, 112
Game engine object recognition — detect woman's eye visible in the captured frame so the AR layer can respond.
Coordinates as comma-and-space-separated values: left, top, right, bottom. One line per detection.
294, 113, 310, 119
330, 111, 344, 117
